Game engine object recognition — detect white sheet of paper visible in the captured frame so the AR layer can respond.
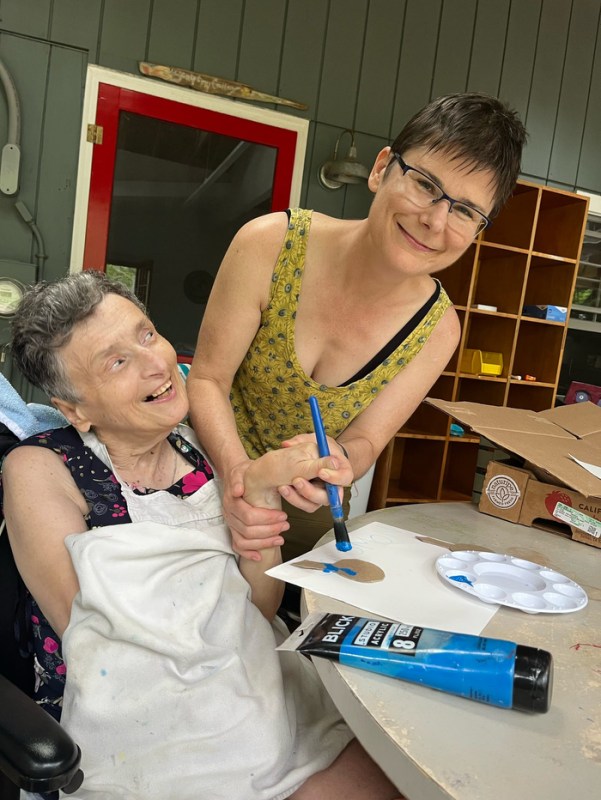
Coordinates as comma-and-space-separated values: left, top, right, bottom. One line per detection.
570, 455, 601, 480
267, 521, 498, 635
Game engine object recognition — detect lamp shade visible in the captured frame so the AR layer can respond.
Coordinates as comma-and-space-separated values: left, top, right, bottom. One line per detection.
318, 130, 369, 189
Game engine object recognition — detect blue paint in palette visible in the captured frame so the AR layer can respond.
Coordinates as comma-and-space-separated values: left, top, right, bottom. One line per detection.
449, 574, 474, 587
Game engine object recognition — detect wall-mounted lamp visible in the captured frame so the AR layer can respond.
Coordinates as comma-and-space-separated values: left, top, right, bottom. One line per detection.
318, 129, 370, 190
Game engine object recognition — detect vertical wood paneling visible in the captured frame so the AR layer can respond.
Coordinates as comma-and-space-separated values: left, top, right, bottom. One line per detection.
147, 0, 198, 69
354, 0, 406, 139
278, 0, 328, 119
498, 0, 542, 120
237, 0, 287, 94
49, 0, 103, 57
341, 130, 387, 220
0, 34, 50, 263
430, 0, 477, 98
316, 0, 368, 127
299, 122, 316, 206
99, 0, 153, 74
577, 13, 601, 190
390, 0, 442, 138
305, 123, 349, 216
467, 0, 511, 95
521, 0, 572, 178
0, 0, 51, 39
194, 0, 243, 78
35, 45, 86, 284
548, 0, 601, 186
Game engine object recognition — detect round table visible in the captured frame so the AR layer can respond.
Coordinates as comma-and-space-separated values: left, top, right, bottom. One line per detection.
302, 502, 601, 800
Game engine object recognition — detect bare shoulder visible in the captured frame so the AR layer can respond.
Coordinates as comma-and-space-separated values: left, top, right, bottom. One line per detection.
437, 302, 461, 341
3, 444, 87, 512
309, 210, 359, 237
3, 442, 67, 475
230, 211, 290, 256
421, 302, 461, 360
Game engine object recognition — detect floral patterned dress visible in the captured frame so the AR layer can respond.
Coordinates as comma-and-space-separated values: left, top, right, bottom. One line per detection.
3, 425, 213, 723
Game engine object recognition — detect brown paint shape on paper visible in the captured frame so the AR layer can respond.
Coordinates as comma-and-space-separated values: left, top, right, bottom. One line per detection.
293, 559, 385, 583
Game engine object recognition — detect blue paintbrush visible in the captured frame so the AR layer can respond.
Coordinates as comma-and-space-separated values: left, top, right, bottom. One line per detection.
308, 396, 352, 552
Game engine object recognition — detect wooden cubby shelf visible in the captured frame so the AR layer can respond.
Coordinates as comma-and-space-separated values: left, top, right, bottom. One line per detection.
368, 180, 589, 511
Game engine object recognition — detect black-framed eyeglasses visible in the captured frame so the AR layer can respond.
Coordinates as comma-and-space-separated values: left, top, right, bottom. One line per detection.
391, 152, 491, 237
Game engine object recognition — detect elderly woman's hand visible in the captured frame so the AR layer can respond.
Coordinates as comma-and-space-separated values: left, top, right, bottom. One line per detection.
223, 458, 290, 562
276, 434, 353, 512
244, 438, 354, 518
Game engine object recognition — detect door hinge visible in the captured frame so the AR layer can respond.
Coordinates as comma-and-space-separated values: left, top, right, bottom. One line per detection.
87, 124, 104, 144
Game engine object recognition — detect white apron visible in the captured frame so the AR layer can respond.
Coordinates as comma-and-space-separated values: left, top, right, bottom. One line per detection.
58, 426, 352, 799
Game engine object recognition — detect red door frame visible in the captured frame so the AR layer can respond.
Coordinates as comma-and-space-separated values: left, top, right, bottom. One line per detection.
83, 84, 299, 270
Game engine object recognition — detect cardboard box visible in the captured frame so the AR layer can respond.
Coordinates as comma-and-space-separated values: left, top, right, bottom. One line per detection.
522, 304, 568, 322
426, 398, 601, 548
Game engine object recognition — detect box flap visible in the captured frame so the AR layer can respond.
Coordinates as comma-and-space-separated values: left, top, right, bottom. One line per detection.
538, 401, 601, 438
426, 397, 601, 497
425, 399, 574, 439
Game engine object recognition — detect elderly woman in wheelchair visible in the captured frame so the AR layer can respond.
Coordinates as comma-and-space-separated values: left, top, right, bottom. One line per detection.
1, 272, 400, 800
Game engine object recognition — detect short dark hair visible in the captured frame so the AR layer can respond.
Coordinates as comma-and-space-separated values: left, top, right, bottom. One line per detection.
11, 270, 146, 402
389, 92, 528, 217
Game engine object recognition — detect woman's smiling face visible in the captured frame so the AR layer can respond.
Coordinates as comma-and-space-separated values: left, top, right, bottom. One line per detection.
53, 293, 189, 439
367, 145, 497, 277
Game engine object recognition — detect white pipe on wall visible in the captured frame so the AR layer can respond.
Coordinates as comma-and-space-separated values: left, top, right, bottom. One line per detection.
0, 57, 22, 195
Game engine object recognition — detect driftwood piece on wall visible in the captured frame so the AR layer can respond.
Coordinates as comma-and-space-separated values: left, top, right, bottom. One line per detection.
139, 62, 307, 110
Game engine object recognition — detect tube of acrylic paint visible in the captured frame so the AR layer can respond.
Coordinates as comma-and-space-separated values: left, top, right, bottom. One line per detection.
278, 612, 552, 712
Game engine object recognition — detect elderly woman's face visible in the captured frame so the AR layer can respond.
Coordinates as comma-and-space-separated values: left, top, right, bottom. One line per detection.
54, 294, 189, 437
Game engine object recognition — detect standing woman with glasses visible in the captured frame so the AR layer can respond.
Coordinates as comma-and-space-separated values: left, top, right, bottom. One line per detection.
188, 93, 527, 565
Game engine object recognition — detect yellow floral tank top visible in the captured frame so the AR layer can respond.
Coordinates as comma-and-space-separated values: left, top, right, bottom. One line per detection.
231, 208, 452, 458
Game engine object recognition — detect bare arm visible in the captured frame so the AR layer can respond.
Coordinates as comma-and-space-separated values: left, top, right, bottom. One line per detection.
2, 447, 89, 638
239, 443, 353, 619
187, 213, 292, 555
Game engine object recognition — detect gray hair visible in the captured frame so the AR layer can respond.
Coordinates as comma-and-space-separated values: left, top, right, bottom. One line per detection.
11, 271, 146, 403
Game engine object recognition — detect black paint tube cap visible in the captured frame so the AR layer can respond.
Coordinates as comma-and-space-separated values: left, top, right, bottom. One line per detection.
512, 645, 553, 713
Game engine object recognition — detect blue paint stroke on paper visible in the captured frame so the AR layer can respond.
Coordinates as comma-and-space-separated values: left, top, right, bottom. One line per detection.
322, 563, 357, 576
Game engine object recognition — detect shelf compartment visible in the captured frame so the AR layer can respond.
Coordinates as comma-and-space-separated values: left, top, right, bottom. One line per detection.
385, 438, 444, 502
440, 440, 479, 501
507, 383, 556, 411
456, 377, 506, 405
403, 375, 455, 436
473, 246, 528, 314
482, 183, 539, 249
441, 245, 476, 306
533, 190, 588, 260
524, 255, 577, 309
463, 313, 516, 378
512, 320, 565, 385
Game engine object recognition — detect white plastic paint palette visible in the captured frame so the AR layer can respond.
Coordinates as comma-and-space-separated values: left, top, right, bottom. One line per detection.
435, 551, 588, 614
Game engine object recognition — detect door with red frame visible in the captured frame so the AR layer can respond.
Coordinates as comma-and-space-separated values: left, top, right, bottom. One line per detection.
73, 67, 308, 355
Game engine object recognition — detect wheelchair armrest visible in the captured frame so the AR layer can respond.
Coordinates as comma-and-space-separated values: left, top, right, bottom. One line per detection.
0, 674, 83, 794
